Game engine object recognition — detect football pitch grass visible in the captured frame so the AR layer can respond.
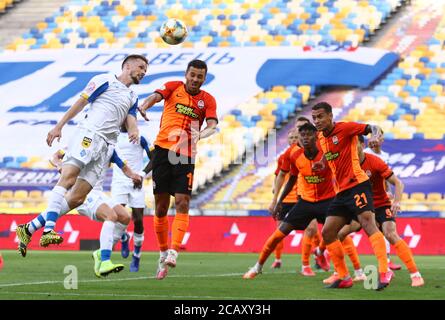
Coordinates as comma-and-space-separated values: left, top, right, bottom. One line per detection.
0, 250, 444, 300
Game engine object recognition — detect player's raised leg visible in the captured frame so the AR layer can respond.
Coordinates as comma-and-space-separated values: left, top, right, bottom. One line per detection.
153, 193, 170, 280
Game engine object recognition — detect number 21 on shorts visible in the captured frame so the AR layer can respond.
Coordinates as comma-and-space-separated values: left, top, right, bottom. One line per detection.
354, 193, 368, 208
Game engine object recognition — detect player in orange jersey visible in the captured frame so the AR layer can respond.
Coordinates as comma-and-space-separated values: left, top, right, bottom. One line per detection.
269, 117, 322, 275
139, 60, 218, 279
312, 102, 393, 290
269, 128, 300, 269
243, 123, 334, 279
357, 136, 423, 286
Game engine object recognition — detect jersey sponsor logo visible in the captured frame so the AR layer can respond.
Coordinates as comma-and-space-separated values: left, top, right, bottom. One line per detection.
175, 103, 199, 119
304, 175, 325, 184
332, 135, 339, 145
325, 151, 339, 161
81, 137, 92, 148
198, 100, 205, 109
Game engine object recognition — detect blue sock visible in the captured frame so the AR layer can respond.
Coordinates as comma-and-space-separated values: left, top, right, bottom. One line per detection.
43, 212, 58, 233
134, 246, 142, 258
101, 249, 111, 262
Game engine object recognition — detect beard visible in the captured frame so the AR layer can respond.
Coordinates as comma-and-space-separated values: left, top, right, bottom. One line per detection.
131, 75, 140, 84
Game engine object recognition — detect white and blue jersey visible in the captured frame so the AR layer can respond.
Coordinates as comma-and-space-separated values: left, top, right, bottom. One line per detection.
80, 73, 138, 145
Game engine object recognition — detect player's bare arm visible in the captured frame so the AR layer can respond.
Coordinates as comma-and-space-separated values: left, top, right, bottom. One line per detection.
47, 97, 89, 147
366, 124, 384, 149
138, 92, 163, 121
191, 119, 218, 144
125, 114, 139, 144
273, 174, 297, 219
386, 174, 404, 216
121, 163, 143, 189
269, 170, 287, 212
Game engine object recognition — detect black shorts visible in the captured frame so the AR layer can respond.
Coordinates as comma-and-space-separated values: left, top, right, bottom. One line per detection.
375, 205, 396, 227
326, 180, 374, 223
152, 146, 195, 196
277, 202, 296, 221
283, 197, 332, 230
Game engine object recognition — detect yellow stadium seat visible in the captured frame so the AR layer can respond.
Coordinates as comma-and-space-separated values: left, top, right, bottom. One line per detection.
427, 193, 443, 202
0, 190, 13, 199
14, 190, 28, 200
410, 192, 426, 201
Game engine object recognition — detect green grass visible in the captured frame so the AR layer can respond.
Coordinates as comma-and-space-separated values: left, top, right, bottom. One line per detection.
0, 250, 444, 300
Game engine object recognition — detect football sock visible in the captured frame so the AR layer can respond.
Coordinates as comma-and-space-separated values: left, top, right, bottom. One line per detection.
326, 240, 349, 279
394, 239, 418, 273
301, 234, 314, 266
342, 235, 361, 270
133, 232, 144, 258
274, 239, 284, 260
369, 232, 389, 273
154, 215, 169, 251
259, 229, 286, 265
100, 220, 115, 262
171, 213, 189, 252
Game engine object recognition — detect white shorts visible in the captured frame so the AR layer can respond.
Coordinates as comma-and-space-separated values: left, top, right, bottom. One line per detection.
111, 183, 146, 208
77, 190, 116, 221
63, 128, 111, 187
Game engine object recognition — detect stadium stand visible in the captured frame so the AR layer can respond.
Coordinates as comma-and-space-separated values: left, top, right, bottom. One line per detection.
1, 0, 444, 215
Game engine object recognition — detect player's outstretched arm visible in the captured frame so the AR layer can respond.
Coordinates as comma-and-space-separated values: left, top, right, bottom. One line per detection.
111, 150, 143, 188
195, 119, 218, 141
47, 97, 89, 146
387, 174, 404, 216
138, 92, 163, 121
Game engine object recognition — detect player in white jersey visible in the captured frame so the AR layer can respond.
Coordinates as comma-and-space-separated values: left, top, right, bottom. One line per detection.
112, 125, 153, 272
16, 54, 148, 255
364, 129, 401, 271
25, 147, 142, 276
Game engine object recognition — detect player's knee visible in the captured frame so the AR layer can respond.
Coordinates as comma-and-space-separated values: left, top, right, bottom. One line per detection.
69, 195, 86, 208
119, 212, 131, 225
175, 198, 190, 213
304, 226, 317, 237
155, 204, 169, 216
383, 230, 399, 244
322, 228, 336, 243
105, 211, 118, 222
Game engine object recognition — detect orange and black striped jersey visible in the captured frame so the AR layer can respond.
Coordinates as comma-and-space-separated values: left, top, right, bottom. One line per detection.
154, 81, 217, 157
361, 153, 393, 208
289, 148, 335, 202
318, 122, 369, 194
275, 153, 298, 203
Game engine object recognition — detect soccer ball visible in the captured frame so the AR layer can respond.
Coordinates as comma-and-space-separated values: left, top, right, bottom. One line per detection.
159, 18, 188, 45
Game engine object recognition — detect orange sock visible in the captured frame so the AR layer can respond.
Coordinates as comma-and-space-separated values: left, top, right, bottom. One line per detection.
312, 229, 321, 248
301, 234, 314, 266
326, 240, 349, 279
259, 229, 287, 265
319, 239, 326, 252
394, 239, 418, 273
154, 215, 169, 251
171, 213, 189, 251
274, 240, 284, 260
369, 232, 389, 273
342, 235, 361, 270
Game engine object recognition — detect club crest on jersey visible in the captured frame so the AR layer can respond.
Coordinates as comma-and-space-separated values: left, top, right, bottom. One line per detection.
198, 100, 205, 109
332, 135, 339, 145
81, 137, 92, 148
366, 170, 372, 177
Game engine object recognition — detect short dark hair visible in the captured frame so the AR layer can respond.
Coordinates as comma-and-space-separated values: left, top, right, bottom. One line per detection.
187, 59, 207, 74
312, 102, 332, 113
296, 116, 311, 124
358, 135, 365, 143
298, 122, 317, 133
122, 54, 148, 69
